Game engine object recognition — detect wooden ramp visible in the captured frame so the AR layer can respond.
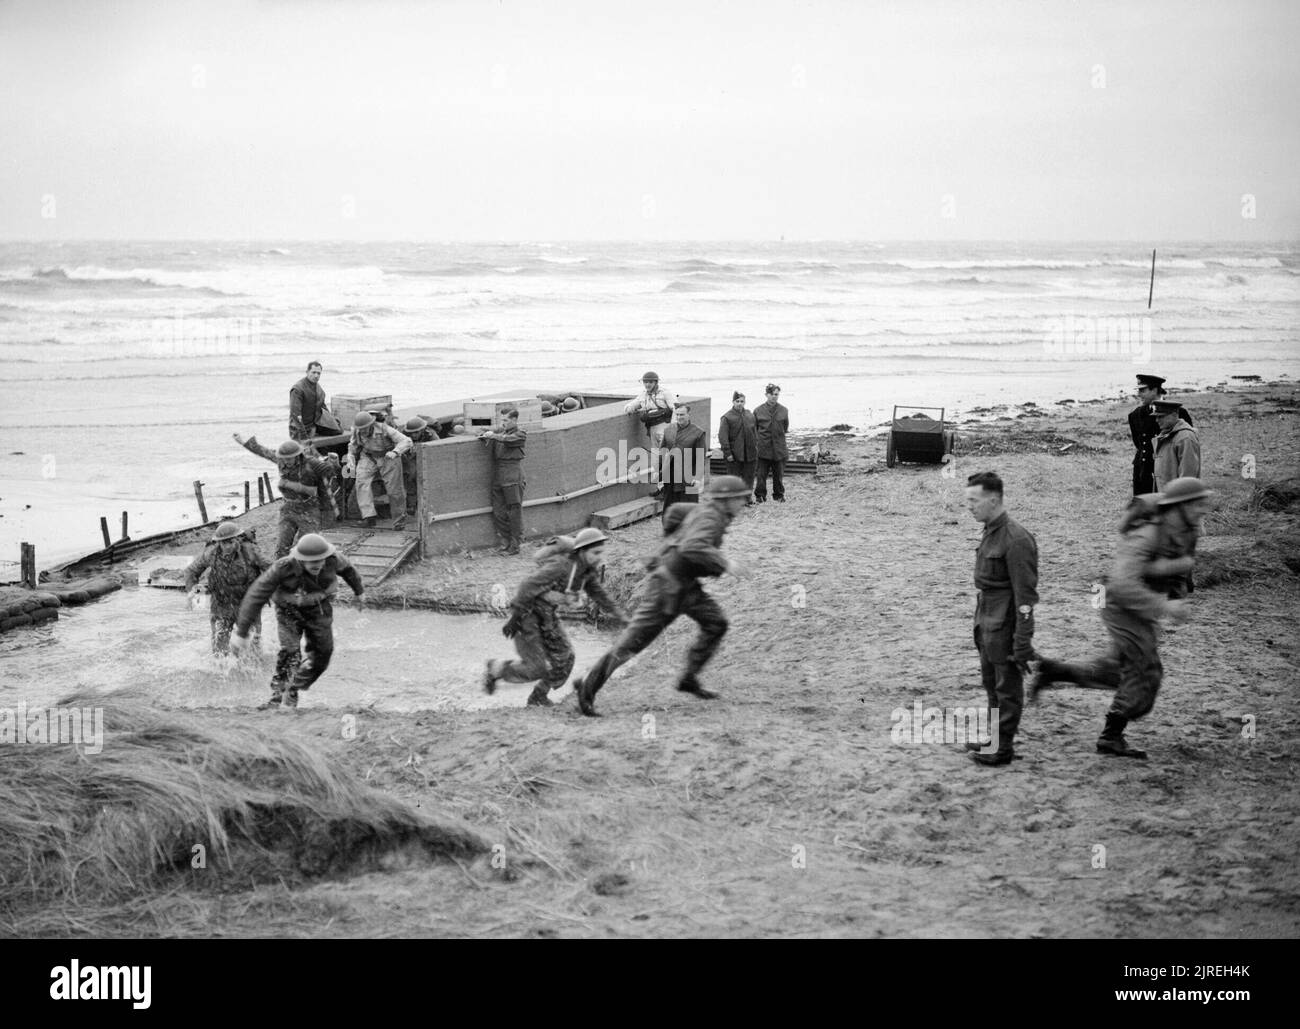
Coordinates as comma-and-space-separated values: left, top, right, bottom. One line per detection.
590, 496, 661, 531
321, 526, 421, 587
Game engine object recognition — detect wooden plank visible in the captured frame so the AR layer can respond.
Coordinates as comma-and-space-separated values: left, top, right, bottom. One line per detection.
591, 496, 660, 531
709, 458, 818, 475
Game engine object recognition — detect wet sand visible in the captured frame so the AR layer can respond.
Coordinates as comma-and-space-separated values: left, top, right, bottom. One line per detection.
7, 380, 1299, 938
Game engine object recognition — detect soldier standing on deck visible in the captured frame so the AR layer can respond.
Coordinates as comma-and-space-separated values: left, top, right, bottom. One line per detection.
401, 416, 436, 516
1128, 374, 1193, 495
230, 533, 365, 710
346, 410, 412, 530
480, 407, 527, 555
964, 471, 1039, 767
1030, 478, 1214, 759
233, 434, 338, 558
184, 521, 268, 655
483, 528, 628, 707
572, 475, 752, 717
289, 361, 327, 441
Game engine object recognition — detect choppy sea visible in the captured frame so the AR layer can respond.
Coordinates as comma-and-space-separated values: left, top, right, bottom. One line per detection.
1, 239, 1296, 570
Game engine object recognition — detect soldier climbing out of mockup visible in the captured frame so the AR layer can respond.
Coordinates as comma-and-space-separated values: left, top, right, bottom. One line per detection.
184, 520, 269, 655
483, 528, 628, 707
345, 410, 412, 530
233, 433, 338, 558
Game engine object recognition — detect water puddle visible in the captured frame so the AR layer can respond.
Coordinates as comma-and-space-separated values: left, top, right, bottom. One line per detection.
0, 586, 615, 712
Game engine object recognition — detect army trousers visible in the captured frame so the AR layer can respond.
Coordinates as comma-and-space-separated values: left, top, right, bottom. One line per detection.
210, 602, 259, 655
276, 505, 321, 559
498, 604, 575, 693
491, 481, 524, 546
582, 574, 727, 697
355, 452, 406, 519
974, 625, 1024, 755
1050, 606, 1163, 721
269, 600, 335, 703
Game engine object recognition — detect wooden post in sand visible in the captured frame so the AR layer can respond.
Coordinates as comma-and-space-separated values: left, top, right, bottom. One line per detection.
244, 480, 251, 512
262, 472, 275, 501
20, 543, 36, 589
193, 480, 208, 523
257, 478, 265, 505
1148, 249, 1156, 309
121, 511, 128, 541
100, 517, 112, 549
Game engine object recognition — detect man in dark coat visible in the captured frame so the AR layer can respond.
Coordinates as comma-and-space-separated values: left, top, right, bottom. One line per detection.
965, 472, 1039, 767
484, 528, 628, 707
184, 521, 269, 654
660, 405, 709, 524
234, 433, 338, 557
480, 408, 527, 554
718, 391, 758, 500
1128, 374, 1193, 495
289, 362, 327, 441
754, 383, 790, 503
572, 476, 752, 717
1030, 478, 1214, 760
230, 533, 365, 709
401, 416, 437, 515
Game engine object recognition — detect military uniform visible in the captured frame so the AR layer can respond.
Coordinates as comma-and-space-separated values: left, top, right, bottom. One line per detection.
239, 436, 336, 557
719, 405, 758, 495
401, 425, 436, 514
1033, 499, 1198, 753
289, 375, 327, 441
235, 551, 364, 707
184, 537, 269, 653
577, 502, 734, 707
1152, 419, 1201, 492
754, 399, 790, 502
1128, 402, 1193, 495
660, 419, 708, 522
349, 420, 412, 520
488, 425, 527, 551
972, 511, 1039, 758
494, 543, 626, 703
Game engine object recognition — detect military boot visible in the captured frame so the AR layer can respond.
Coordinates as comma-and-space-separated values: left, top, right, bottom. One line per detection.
282, 688, 300, 710
525, 687, 553, 707
483, 659, 501, 696
573, 674, 601, 717
1029, 658, 1072, 701
1096, 713, 1146, 759
676, 674, 718, 700
258, 688, 283, 711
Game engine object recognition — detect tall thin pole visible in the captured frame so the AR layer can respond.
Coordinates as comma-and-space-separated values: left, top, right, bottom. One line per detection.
1148, 248, 1156, 309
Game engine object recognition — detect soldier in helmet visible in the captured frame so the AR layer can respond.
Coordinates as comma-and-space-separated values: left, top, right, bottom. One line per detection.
483, 527, 628, 707
401, 416, 436, 515
233, 433, 338, 557
572, 475, 751, 717
184, 520, 269, 655
230, 533, 365, 710
1030, 477, 1215, 759
345, 410, 412, 530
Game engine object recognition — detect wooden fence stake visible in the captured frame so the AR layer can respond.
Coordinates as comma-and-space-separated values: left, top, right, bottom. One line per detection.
121, 511, 129, 541
193, 480, 208, 523
20, 542, 36, 589
262, 472, 274, 501
244, 481, 251, 512
100, 517, 112, 549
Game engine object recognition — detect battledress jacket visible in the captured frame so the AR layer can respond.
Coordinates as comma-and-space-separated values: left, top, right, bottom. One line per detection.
235, 554, 364, 634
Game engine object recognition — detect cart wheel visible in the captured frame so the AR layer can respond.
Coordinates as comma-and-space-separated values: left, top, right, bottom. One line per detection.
886, 434, 896, 468
943, 429, 956, 456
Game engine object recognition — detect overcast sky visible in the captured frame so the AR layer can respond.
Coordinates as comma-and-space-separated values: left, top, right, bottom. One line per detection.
1, 0, 1296, 241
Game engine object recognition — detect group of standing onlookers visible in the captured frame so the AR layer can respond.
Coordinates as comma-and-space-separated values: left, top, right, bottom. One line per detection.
717, 383, 790, 503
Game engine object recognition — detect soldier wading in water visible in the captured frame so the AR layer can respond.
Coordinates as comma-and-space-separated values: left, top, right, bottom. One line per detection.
572, 475, 751, 717
230, 533, 365, 710
483, 528, 628, 707
184, 520, 269, 655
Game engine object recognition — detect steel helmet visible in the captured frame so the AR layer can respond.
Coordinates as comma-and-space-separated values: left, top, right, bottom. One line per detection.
540, 401, 557, 415
290, 533, 336, 561
642, 371, 659, 383
706, 475, 751, 499
562, 396, 580, 411
276, 439, 304, 460
572, 527, 609, 551
1158, 477, 1214, 506
405, 416, 427, 434
212, 521, 243, 542
353, 411, 375, 429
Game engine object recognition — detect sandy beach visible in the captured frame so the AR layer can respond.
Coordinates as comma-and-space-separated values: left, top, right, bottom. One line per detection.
2, 379, 1296, 938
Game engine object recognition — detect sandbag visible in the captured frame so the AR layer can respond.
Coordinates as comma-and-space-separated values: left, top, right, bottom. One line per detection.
58, 590, 92, 606
29, 606, 58, 625
82, 578, 121, 599
0, 613, 33, 631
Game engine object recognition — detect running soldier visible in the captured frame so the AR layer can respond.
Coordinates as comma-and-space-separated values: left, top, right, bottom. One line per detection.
483, 528, 628, 707
184, 521, 268, 655
234, 434, 338, 558
572, 475, 751, 717
230, 533, 365, 710
346, 410, 412, 530
1030, 477, 1214, 759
